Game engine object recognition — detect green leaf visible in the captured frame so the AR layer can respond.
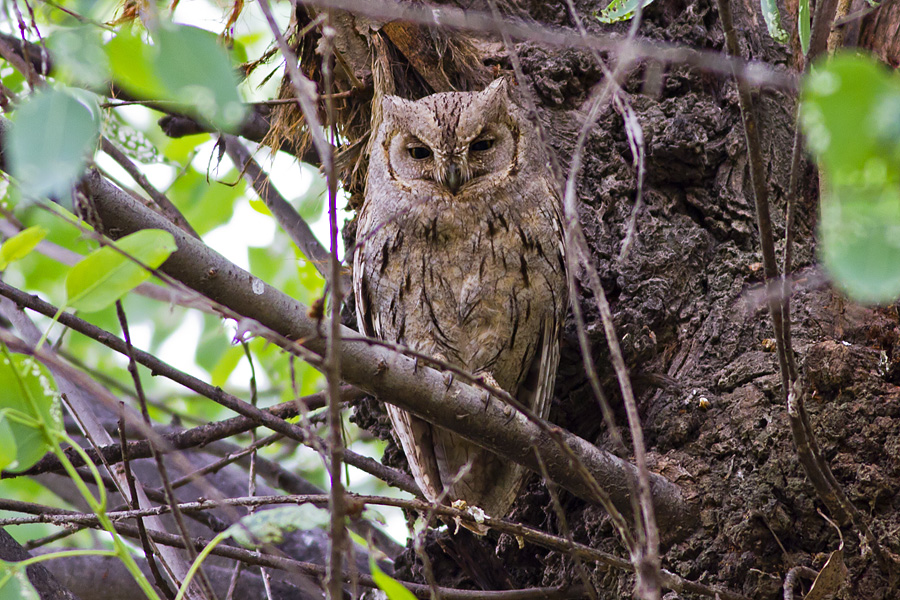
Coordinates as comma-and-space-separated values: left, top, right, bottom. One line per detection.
105, 28, 165, 101
6, 87, 100, 199
798, 0, 811, 55
820, 184, 900, 304
155, 25, 247, 130
0, 354, 62, 472
0, 226, 47, 271
296, 191, 324, 222
47, 27, 109, 87
296, 168, 327, 221
103, 110, 160, 164
226, 506, 308, 548
65, 229, 177, 312
801, 54, 900, 183
369, 557, 417, 600
248, 199, 273, 217
596, 0, 655, 23
0, 417, 18, 472
210, 344, 244, 387
801, 53, 900, 303
169, 168, 241, 235
761, 0, 789, 44
0, 563, 40, 600
105, 23, 247, 131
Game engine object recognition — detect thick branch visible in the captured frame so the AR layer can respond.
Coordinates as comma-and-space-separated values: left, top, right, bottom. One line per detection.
78, 169, 694, 533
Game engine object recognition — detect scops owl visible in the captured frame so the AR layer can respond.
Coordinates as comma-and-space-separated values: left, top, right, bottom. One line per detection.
354, 78, 567, 519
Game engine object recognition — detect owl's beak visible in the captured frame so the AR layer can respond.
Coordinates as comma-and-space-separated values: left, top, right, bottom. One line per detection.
445, 163, 464, 194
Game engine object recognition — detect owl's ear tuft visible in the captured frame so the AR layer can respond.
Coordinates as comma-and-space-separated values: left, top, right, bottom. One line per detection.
467, 78, 512, 124
481, 78, 510, 104
379, 95, 402, 126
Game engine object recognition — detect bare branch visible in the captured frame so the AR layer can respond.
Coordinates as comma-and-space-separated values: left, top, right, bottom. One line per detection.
0, 283, 418, 496
221, 135, 339, 286
99, 137, 200, 239
0, 493, 748, 600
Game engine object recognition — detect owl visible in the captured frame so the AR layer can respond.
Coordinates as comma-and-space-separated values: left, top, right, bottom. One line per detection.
354, 78, 567, 520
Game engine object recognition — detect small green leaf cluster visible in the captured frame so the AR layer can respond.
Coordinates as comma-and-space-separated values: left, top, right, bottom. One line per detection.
801, 54, 900, 303
0, 352, 61, 474
595, 0, 656, 24
5, 19, 247, 202
105, 24, 246, 131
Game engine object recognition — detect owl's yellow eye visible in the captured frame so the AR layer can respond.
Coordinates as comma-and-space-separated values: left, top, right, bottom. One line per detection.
408, 146, 432, 160
470, 138, 494, 152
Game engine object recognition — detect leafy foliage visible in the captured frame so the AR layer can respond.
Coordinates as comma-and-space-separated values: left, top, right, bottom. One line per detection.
0, 226, 46, 271
105, 23, 247, 131
0, 353, 62, 473
760, 0, 789, 45
802, 53, 900, 303
0, 563, 40, 600
226, 505, 311, 548
7, 87, 100, 200
65, 229, 177, 312
595, 0, 656, 23
370, 557, 418, 600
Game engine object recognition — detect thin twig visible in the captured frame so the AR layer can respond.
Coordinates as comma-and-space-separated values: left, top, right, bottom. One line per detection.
0, 492, 748, 600
256, 0, 333, 168
37, 0, 115, 30
296, 0, 796, 91
782, 565, 817, 600
553, 4, 662, 598
221, 135, 339, 286
320, 17, 348, 600
715, 0, 791, 395
117, 402, 175, 600
534, 450, 598, 600
99, 137, 200, 239
96, 303, 221, 598
717, 0, 893, 578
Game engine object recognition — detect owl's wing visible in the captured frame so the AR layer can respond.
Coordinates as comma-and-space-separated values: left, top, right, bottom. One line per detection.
519, 188, 566, 420
516, 316, 561, 420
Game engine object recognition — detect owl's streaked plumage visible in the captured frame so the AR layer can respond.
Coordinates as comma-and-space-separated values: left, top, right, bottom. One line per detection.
354, 79, 567, 519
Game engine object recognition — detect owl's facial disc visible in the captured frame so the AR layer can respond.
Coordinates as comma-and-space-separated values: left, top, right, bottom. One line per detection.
383, 91, 517, 196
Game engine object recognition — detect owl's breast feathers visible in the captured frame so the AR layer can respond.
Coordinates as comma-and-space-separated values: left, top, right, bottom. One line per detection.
357, 185, 564, 394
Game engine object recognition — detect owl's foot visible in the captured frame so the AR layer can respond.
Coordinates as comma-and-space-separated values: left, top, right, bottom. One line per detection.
451, 499, 489, 536
443, 371, 455, 389
478, 372, 501, 409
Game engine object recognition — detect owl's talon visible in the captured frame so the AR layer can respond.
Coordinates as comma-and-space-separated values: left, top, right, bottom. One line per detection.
443, 371, 454, 389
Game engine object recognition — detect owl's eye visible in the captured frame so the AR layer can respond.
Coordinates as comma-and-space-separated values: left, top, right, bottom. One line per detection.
408, 145, 432, 160
470, 138, 494, 152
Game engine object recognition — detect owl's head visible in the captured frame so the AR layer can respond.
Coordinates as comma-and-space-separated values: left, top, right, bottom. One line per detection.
377, 79, 521, 196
